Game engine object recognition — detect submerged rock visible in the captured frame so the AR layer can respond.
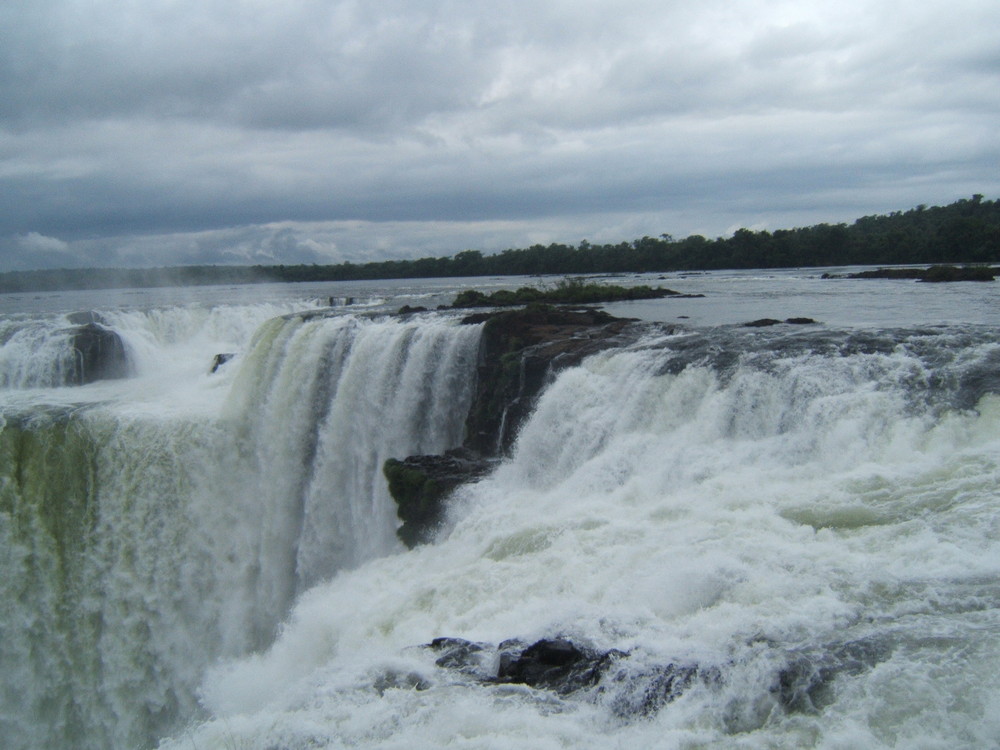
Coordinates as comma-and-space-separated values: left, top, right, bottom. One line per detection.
209, 353, 235, 373
424, 634, 889, 722
744, 317, 819, 327
425, 637, 701, 712
67, 322, 128, 384
496, 638, 612, 695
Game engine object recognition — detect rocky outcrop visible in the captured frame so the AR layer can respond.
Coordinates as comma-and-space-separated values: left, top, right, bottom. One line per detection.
461, 305, 641, 455
744, 317, 819, 327
424, 636, 704, 716
385, 305, 648, 547
384, 450, 497, 548
823, 265, 997, 282
67, 321, 128, 384
209, 353, 235, 373
422, 634, 887, 720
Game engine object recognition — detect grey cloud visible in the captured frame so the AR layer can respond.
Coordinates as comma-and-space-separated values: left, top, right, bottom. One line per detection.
1, 0, 999, 271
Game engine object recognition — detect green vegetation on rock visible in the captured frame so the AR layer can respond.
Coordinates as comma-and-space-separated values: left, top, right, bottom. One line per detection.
451, 279, 681, 308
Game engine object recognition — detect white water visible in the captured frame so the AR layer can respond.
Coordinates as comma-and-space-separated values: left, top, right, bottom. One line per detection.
167, 326, 1000, 750
0, 307, 481, 750
0, 273, 998, 749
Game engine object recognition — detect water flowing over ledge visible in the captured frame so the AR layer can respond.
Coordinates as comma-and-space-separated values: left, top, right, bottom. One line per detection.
1, 283, 999, 749
0, 310, 481, 750
178, 321, 1000, 750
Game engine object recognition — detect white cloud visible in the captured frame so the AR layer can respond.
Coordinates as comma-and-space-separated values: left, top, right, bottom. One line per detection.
15, 232, 70, 254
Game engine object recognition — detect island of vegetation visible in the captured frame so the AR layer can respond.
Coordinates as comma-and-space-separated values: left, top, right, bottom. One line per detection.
448, 279, 695, 308
823, 265, 997, 282
1, 195, 997, 293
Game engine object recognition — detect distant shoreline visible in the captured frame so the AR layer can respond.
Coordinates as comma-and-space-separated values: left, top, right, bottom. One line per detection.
1, 196, 996, 294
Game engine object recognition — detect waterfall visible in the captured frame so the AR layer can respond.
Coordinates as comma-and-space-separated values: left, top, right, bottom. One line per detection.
165, 325, 1000, 750
0, 311, 481, 750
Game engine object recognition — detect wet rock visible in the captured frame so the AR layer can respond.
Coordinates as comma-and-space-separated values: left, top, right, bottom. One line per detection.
744, 317, 819, 327
426, 637, 494, 679
427, 636, 701, 711
831, 265, 997, 282
461, 305, 643, 456
601, 662, 703, 718
424, 634, 891, 721
384, 450, 497, 548
496, 638, 610, 694
66, 311, 109, 326
386, 305, 648, 546
68, 322, 128, 384
372, 670, 430, 695
775, 637, 890, 713
209, 353, 235, 373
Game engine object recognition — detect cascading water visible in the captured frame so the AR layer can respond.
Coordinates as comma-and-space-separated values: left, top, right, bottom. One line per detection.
0, 308, 482, 750
163, 324, 1000, 750
2, 271, 999, 750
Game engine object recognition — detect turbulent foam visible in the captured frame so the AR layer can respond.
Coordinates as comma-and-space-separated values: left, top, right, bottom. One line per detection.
0, 311, 481, 750
166, 327, 1000, 750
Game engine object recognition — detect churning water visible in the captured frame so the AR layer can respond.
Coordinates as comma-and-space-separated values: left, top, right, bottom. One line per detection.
0, 270, 998, 749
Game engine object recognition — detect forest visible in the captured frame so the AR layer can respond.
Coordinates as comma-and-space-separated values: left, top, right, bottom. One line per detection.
1, 195, 997, 292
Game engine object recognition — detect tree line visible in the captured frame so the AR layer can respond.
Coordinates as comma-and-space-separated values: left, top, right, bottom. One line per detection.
1, 195, 997, 293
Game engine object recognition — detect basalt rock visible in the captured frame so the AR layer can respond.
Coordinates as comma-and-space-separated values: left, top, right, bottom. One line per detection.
67, 322, 128, 384
744, 317, 819, 327
424, 634, 887, 721
384, 449, 498, 548
825, 265, 997, 282
425, 636, 701, 713
462, 305, 642, 456
386, 305, 647, 547
66, 310, 110, 326
209, 353, 235, 373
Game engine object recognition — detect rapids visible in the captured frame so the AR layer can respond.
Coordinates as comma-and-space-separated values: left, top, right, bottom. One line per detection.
0, 270, 998, 749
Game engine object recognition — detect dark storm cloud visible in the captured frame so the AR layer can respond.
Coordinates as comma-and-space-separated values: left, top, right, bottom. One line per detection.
1, 0, 998, 270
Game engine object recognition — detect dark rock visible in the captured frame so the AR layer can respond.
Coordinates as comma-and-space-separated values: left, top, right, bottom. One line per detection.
398, 305, 429, 315
775, 637, 890, 713
602, 662, 702, 718
372, 670, 430, 695
210, 353, 235, 373
386, 305, 647, 546
918, 265, 996, 282
384, 449, 497, 548
833, 265, 997, 282
462, 305, 642, 456
67, 322, 128, 384
427, 636, 700, 710
66, 311, 109, 326
423, 633, 890, 721
496, 638, 606, 694
426, 637, 493, 678
744, 318, 819, 328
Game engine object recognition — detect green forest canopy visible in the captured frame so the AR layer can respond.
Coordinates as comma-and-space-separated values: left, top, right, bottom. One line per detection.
2, 195, 998, 293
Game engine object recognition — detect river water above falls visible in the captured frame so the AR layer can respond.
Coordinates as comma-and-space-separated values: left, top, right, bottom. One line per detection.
0, 269, 998, 749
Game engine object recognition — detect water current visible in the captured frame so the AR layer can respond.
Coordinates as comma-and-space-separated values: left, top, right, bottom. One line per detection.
0, 269, 997, 749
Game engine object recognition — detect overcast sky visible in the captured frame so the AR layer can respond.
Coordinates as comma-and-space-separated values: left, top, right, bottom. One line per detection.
1, 0, 998, 271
